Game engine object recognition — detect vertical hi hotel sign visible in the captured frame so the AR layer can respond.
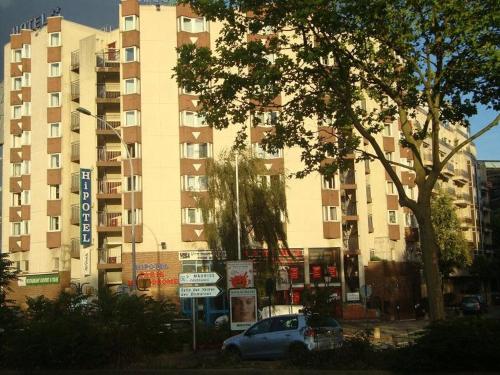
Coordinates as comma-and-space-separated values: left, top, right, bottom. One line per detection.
80, 169, 92, 245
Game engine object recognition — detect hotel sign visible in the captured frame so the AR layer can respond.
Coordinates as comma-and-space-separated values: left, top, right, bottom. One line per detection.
80, 169, 92, 245
18, 273, 60, 287
11, 7, 61, 35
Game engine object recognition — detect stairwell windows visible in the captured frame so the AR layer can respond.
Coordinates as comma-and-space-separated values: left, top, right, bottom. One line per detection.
124, 110, 140, 126
125, 176, 142, 192
123, 15, 138, 31
49, 32, 61, 47
124, 78, 140, 94
49, 62, 61, 77
12, 193, 22, 207
124, 46, 139, 62
125, 208, 142, 225
23, 73, 31, 87
21, 131, 31, 145
388, 210, 398, 224
182, 208, 204, 224
178, 16, 208, 33
12, 105, 22, 119
12, 49, 22, 62
23, 102, 31, 116
181, 111, 206, 127
49, 153, 61, 169
11, 163, 22, 177
12, 77, 22, 90
181, 143, 212, 159
22, 161, 31, 174
182, 175, 208, 192
49, 92, 61, 107
322, 175, 336, 190
386, 181, 397, 195
49, 216, 61, 231
49, 185, 61, 200
323, 206, 338, 222
49, 123, 61, 138
12, 134, 22, 148
126, 143, 142, 158
12, 222, 22, 236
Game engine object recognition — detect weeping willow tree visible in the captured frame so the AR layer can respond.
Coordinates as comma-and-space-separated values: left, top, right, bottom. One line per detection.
198, 150, 288, 282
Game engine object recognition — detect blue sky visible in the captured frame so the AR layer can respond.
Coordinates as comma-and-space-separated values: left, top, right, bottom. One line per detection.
1, 0, 498, 159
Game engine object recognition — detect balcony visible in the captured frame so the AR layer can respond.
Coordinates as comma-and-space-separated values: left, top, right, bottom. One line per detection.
71, 172, 80, 193
71, 237, 80, 258
453, 169, 468, 184
71, 50, 80, 71
97, 211, 122, 232
71, 80, 80, 102
71, 204, 80, 225
96, 115, 121, 134
97, 179, 122, 199
443, 162, 455, 177
96, 49, 120, 71
71, 142, 80, 162
98, 245, 123, 270
96, 83, 120, 103
71, 111, 80, 132
454, 193, 470, 207
97, 147, 121, 166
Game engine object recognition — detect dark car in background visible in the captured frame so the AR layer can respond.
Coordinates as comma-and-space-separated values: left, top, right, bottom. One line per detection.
460, 295, 487, 315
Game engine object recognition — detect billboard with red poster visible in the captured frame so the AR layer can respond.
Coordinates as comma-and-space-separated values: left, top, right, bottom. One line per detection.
226, 261, 254, 289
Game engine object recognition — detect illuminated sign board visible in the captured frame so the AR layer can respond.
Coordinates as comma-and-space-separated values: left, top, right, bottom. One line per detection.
11, 7, 61, 35
80, 168, 92, 245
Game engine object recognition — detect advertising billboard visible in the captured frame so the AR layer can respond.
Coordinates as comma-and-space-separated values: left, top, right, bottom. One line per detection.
226, 260, 254, 289
229, 288, 258, 331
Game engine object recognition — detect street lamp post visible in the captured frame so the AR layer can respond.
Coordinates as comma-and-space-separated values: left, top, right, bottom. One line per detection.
76, 107, 137, 292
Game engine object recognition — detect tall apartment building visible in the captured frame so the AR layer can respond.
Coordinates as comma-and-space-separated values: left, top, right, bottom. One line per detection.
2, 0, 480, 318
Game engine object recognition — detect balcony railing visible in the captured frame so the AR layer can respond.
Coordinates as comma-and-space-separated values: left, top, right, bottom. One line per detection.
71, 80, 80, 101
98, 246, 122, 264
97, 147, 121, 162
71, 172, 80, 193
96, 49, 120, 68
97, 83, 120, 99
341, 201, 357, 216
71, 237, 80, 258
71, 204, 80, 225
343, 235, 359, 251
98, 180, 122, 194
71, 142, 80, 162
71, 50, 80, 71
71, 111, 80, 132
97, 115, 121, 130
98, 211, 122, 227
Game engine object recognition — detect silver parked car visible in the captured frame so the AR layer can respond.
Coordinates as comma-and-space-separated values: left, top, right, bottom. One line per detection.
221, 314, 343, 362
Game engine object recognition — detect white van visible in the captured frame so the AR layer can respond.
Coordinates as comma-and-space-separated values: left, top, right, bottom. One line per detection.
259, 304, 304, 319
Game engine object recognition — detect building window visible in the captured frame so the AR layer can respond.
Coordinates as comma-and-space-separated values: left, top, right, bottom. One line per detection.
252, 143, 283, 159
12, 105, 22, 119
323, 206, 338, 222
12, 49, 22, 62
125, 175, 142, 192
23, 102, 31, 116
405, 185, 415, 199
125, 208, 142, 225
49, 123, 61, 138
319, 53, 336, 66
49, 92, 61, 107
22, 43, 31, 58
48, 32, 61, 47
126, 143, 142, 158
405, 213, 418, 228
49, 62, 61, 77
12, 77, 22, 90
22, 160, 31, 174
259, 174, 281, 188
124, 78, 139, 94
53, 257, 60, 271
384, 151, 393, 161
383, 123, 392, 136
322, 175, 335, 190
124, 110, 140, 126
22, 73, 31, 87
253, 111, 278, 127
181, 143, 212, 159
49, 185, 61, 200
181, 111, 206, 127
386, 181, 397, 195
12, 222, 22, 236
124, 46, 138, 62
11, 163, 22, 177
181, 86, 199, 96
178, 16, 207, 33
49, 216, 61, 231
182, 175, 208, 192
182, 208, 204, 224
11, 193, 22, 207
21, 131, 31, 145
12, 134, 22, 148
368, 214, 374, 233
22, 191, 30, 205
123, 15, 138, 31
49, 153, 61, 169
388, 210, 398, 224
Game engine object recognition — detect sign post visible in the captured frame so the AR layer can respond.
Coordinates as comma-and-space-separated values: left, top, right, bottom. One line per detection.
192, 297, 196, 352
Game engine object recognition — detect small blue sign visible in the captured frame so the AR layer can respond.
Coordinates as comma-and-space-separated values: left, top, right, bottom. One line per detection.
80, 168, 92, 245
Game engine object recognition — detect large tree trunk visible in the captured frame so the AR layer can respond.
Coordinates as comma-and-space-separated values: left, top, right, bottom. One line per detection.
416, 200, 446, 321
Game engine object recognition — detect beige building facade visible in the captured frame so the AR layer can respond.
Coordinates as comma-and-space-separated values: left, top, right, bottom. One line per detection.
2, 0, 480, 318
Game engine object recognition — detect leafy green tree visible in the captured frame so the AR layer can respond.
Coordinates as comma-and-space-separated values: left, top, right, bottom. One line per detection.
176, 0, 499, 320
0, 253, 19, 306
199, 150, 288, 279
431, 191, 471, 277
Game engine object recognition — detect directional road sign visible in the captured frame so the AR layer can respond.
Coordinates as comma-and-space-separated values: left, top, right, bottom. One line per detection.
179, 272, 221, 285
179, 286, 222, 298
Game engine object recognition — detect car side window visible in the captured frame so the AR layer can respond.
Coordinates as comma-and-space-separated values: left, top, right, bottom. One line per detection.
271, 316, 299, 332
247, 319, 272, 335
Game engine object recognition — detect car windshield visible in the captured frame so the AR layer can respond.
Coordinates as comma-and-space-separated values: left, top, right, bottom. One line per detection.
307, 315, 339, 328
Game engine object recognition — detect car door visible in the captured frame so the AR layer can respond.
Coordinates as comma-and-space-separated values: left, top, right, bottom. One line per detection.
266, 316, 300, 357
239, 318, 273, 358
